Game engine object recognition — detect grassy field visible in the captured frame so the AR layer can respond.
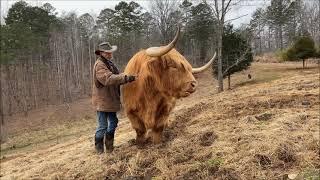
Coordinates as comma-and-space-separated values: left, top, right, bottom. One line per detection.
0, 62, 319, 179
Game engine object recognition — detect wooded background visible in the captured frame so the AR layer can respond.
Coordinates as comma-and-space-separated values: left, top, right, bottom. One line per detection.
0, 0, 319, 118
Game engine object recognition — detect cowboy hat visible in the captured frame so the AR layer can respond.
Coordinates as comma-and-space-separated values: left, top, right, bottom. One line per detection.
95, 42, 118, 55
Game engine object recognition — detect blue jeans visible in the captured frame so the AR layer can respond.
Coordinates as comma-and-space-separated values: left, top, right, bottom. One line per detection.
95, 111, 119, 139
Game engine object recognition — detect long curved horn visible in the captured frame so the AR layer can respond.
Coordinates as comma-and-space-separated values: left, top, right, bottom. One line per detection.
145, 26, 180, 57
192, 52, 216, 74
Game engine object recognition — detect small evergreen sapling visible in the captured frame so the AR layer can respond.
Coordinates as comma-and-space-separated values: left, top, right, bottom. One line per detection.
212, 25, 253, 89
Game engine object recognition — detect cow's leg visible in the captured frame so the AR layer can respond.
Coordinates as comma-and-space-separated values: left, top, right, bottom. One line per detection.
151, 103, 171, 144
127, 112, 146, 145
151, 125, 164, 144
150, 117, 169, 144
135, 128, 147, 145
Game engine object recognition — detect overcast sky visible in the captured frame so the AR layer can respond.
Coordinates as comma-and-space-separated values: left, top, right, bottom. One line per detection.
1, 0, 269, 27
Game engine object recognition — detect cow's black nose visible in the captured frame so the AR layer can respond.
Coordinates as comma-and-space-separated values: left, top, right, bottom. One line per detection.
191, 81, 197, 88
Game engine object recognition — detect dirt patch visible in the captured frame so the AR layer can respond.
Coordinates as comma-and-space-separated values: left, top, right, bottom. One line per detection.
255, 112, 273, 121
120, 175, 145, 180
213, 168, 241, 180
199, 131, 218, 146
254, 154, 272, 168
172, 152, 193, 164
276, 143, 297, 164
162, 128, 178, 142
174, 102, 211, 124
178, 163, 207, 180
307, 139, 320, 156
241, 115, 257, 123
195, 151, 213, 162
221, 93, 318, 121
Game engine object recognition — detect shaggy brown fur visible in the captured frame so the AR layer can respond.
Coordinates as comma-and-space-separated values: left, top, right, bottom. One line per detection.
122, 49, 197, 144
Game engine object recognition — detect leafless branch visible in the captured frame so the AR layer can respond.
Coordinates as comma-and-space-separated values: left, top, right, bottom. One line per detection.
223, 0, 233, 16
225, 14, 249, 23
214, 0, 220, 20
225, 0, 233, 9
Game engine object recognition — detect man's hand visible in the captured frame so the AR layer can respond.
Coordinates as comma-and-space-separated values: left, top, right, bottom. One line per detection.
125, 75, 137, 83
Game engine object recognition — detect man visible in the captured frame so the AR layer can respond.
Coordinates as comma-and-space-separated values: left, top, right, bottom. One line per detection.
92, 42, 136, 153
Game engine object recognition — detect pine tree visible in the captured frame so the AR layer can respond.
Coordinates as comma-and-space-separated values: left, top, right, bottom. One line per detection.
250, 8, 266, 54
286, 36, 317, 68
265, 0, 296, 50
212, 25, 253, 89
186, 2, 216, 64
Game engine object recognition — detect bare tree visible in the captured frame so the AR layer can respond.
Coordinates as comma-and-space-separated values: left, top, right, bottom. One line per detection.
318, 0, 320, 45
204, 0, 234, 92
0, 63, 6, 143
317, 0, 320, 45
149, 0, 180, 43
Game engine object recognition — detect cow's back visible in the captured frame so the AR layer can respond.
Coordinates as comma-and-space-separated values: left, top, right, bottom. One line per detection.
122, 50, 151, 112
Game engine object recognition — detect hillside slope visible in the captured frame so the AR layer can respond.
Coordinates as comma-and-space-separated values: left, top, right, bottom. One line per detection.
1, 63, 319, 179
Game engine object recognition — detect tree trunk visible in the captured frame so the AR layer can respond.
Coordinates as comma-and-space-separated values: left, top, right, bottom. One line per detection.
268, 27, 271, 51
227, 74, 231, 90
7, 65, 13, 116
303, 59, 305, 68
89, 38, 92, 96
259, 37, 262, 54
279, 25, 283, 50
0, 63, 7, 143
24, 60, 29, 116
259, 24, 262, 54
80, 35, 85, 94
217, 20, 224, 92
199, 42, 207, 64
318, 0, 320, 45
31, 54, 38, 109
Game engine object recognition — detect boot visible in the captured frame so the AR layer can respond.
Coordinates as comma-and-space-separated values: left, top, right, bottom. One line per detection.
95, 135, 104, 154
105, 133, 114, 153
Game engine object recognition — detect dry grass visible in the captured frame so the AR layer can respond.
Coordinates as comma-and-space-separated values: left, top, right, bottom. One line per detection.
1, 118, 95, 156
0, 62, 319, 179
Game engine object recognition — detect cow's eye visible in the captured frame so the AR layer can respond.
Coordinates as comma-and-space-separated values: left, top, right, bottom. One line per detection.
169, 66, 177, 69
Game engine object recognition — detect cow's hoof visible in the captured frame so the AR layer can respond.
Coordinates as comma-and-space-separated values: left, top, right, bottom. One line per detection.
152, 140, 161, 145
135, 137, 146, 145
150, 132, 162, 144
152, 137, 162, 144
136, 141, 148, 149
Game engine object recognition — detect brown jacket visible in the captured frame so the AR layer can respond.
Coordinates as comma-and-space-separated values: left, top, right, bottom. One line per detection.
92, 57, 126, 112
